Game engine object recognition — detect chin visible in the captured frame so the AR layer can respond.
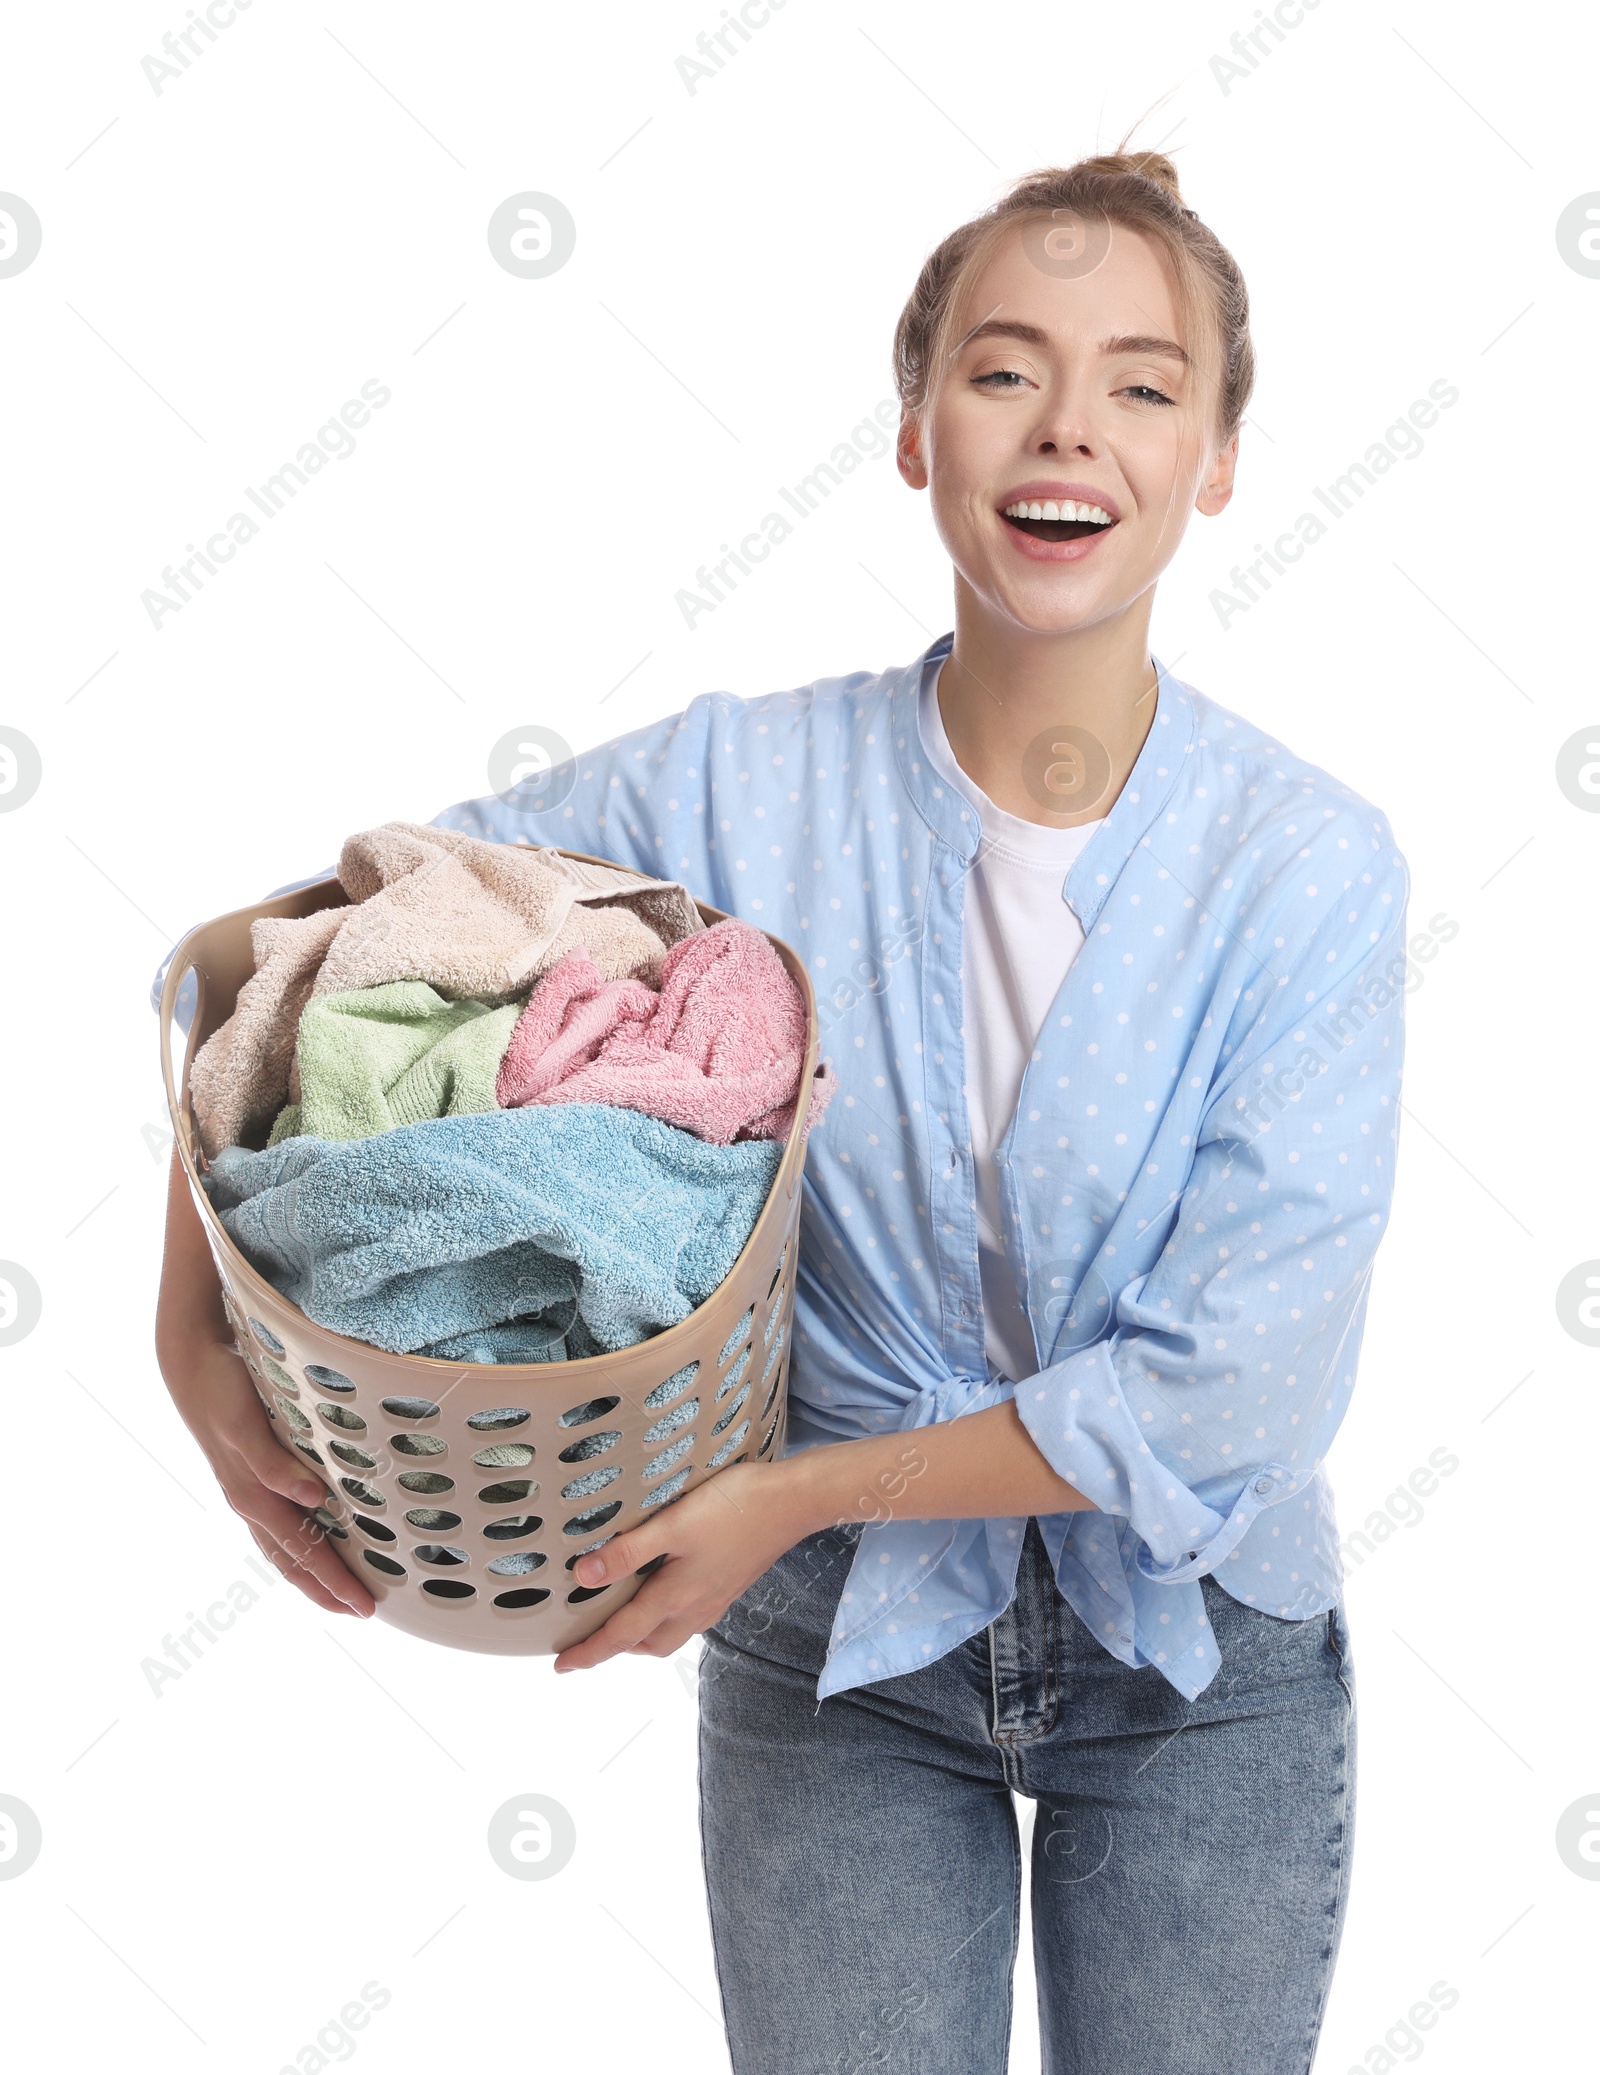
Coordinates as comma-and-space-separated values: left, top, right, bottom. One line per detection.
990, 573, 1125, 637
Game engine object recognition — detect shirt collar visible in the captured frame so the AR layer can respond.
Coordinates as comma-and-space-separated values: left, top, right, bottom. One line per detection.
890, 631, 1197, 930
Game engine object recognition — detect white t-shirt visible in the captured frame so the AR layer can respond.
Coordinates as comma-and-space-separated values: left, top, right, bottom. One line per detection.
920, 660, 1104, 1384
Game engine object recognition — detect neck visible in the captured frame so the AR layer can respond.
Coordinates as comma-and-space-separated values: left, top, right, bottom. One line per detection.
937, 583, 1160, 826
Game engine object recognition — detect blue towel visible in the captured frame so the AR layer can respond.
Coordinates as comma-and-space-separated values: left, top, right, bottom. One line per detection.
204, 1105, 782, 1362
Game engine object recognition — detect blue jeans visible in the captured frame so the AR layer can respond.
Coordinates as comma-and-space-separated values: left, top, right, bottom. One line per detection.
698, 1516, 1356, 2074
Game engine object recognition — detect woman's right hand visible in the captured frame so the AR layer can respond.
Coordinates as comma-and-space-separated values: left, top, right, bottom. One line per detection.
156, 1151, 374, 1618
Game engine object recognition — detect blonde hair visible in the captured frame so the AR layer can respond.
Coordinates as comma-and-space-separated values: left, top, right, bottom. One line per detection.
892, 152, 1255, 444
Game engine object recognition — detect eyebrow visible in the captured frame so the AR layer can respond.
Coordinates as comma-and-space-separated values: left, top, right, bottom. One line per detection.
956, 318, 1190, 367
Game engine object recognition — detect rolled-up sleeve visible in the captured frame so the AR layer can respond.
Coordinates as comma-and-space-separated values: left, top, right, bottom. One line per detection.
1016, 841, 1410, 1583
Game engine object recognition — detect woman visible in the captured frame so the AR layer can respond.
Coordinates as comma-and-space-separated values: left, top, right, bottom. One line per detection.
158, 152, 1408, 2072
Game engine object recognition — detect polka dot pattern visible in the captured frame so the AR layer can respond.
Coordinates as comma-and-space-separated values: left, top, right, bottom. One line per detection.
431, 633, 1407, 1708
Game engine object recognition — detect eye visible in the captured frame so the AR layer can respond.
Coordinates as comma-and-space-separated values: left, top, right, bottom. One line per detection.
972, 368, 1029, 390
1119, 383, 1177, 407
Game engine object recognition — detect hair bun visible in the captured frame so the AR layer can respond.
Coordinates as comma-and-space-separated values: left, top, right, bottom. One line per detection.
1073, 150, 1184, 205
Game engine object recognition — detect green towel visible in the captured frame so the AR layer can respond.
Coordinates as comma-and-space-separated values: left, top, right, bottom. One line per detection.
269, 981, 524, 1145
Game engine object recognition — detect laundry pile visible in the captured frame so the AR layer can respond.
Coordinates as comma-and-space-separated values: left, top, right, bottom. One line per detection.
193, 823, 835, 1363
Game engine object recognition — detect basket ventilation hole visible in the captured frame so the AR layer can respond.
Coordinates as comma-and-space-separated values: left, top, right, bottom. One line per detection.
558, 1395, 620, 1429
643, 1362, 700, 1410
759, 1408, 781, 1456
248, 1319, 285, 1356
493, 1587, 550, 1609
718, 1308, 755, 1367
465, 1406, 529, 1433
566, 1583, 611, 1604
711, 1384, 750, 1436
275, 1396, 311, 1434
766, 1242, 788, 1300
640, 1468, 691, 1511
641, 1436, 694, 1481
330, 1442, 378, 1471
560, 1464, 622, 1502
381, 1396, 440, 1421
306, 1365, 355, 1394
363, 1552, 405, 1577
557, 1429, 621, 1465
398, 1471, 454, 1496
563, 1501, 623, 1536
312, 1509, 348, 1540
486, 1550, 547, 1577
413, 1544, 468, 1568
405, 1509, 461, 1531
262, 1358, 298, 1394
477, 1480, 536, 1505
339, 1479, 385, 1509
643, 1398, 697, 1444
293, 1443, 325, 1468
353, 1514, 395, 1543
472, 1443, 533, 1469
317, 1404, 367, 1434
708, 1422, 751, 1469
392, 1433, 447, 1458
483, 1515, 540, 1542
716, 1346, 752, 1400
422, 1580, 476, 1600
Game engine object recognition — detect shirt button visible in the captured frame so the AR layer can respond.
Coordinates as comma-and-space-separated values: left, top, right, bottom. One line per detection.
1254, 1477, 1274, 1496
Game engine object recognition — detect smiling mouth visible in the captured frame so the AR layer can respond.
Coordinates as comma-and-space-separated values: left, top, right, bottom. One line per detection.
1000, 497, 1116, 543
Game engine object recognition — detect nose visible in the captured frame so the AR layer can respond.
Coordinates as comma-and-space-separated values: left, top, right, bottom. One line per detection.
1033, 392, 1097, 458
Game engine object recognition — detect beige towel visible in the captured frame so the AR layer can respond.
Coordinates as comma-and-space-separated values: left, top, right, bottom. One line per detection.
190, 823, 704, 1157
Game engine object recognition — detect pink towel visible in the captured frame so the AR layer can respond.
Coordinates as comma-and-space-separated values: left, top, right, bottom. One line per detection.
496, 917, 838, 1146
188, 823, 705, 1159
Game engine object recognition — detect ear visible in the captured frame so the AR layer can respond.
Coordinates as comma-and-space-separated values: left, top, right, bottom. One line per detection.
897, 409, 929, 491
1195, 431, 1238, 517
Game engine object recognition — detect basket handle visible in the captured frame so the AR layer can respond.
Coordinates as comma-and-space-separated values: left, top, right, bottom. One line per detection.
158, 939, 208, 1175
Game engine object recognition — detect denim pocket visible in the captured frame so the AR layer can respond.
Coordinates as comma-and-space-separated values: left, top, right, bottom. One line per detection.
1325, 1598, 1355, 1707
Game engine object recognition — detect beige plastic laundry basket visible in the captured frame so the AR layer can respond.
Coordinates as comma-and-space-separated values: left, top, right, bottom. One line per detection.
159, 853, 819, 1657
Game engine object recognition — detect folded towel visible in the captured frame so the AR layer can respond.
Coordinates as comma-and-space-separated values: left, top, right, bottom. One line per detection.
190, 825, 706, 1158
205, 1106, 782, 1361
496, 917, 838, 1145
267, 981, 525, 1146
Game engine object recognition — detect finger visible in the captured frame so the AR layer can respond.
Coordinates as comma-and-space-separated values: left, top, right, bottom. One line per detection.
571, 1525, 667, 1591
626, 1619, 704, 1659
233, 1486, 375, 1615
553, 1579, 679, 1672
247, 1526, 355, 1616
222, 1417, 326, 1510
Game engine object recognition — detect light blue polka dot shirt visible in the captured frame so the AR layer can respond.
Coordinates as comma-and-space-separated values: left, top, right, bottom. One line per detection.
442, 631, 1405, 1701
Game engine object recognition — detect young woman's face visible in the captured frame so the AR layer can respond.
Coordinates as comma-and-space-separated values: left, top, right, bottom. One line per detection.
901, 219, 1237, 638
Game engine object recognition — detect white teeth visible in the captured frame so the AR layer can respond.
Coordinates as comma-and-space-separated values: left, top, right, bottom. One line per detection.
1003, 498, 1116, 525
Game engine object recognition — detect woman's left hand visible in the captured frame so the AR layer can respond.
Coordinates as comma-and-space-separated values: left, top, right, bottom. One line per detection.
552, 1460, 820, 1672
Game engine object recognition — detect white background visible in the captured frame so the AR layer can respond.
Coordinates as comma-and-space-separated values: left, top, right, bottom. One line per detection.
2, 2, 1596, 2069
